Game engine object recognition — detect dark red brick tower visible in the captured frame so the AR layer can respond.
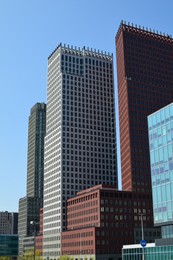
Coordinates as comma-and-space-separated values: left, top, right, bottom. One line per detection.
116, 21, 173, 193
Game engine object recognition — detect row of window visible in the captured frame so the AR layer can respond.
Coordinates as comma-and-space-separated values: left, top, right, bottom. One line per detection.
68, 208, 98, 219
63, 73, 112, 81
62, 81, 114, 91
62, 54, 112, 67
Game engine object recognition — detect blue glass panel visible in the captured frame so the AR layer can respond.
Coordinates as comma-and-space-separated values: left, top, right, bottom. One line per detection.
166, 184, 171, 201
167, 210, 172, 220
162, 185, 166, 202
153, 187, 157, 204
170, 171, 173, 181
167, 133, 171, 143
169, 162, 173, 170
148, 116, 152, 129
166, 172, 170, 181
170, 120, 173, 130
164, 162, 169, 171
159, 148, 163, 162
158, 187, 162, 203
150, 151, 154, 165
149, 133, 153, 141
163, 147, 168, 161
155, 150, 159, 163
162, 135, 166, 145
166, 122, 171, 131
168, 144, 172, 159
161, 109, 165, 122
160, 165, 164, 173
170, 104, 173, 118
156, 112, 161, 126
158, 212, 163, 221
163, 212, 167, 222
165, 106, 170, 120
158, 136, 162, 146
153, 115, 156, 127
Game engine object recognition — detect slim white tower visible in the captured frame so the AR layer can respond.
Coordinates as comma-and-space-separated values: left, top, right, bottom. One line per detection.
43, 44, 117, 257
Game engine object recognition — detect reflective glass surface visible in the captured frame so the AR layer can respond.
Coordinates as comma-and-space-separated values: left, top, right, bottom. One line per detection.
123, 245, 173, 260
148, 103, 173, 226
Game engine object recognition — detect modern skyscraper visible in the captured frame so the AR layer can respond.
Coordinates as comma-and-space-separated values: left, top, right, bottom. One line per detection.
116, 21, 173, 192
27, 103, 46, 201
116, 21, 173, 258
43, 44, 117, 257
18, 103, 46, 256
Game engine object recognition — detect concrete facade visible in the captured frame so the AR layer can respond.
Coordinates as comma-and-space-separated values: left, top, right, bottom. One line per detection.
43, 44, 117, 258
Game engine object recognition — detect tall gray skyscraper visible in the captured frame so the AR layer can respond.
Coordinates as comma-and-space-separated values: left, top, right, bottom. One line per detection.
27, 103, 46, 201
43, 44, 117, 257
18, 103, 46, 256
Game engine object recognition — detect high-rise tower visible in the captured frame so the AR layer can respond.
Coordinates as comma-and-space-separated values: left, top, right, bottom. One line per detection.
18, 103, 46, 256
43, 44, 117, 257
116, 22, 173, 192
27, 103, 46, 200
116, 22, 173, 241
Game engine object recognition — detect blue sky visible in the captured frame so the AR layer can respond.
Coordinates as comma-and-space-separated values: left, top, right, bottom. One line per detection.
0, 0, 173, 212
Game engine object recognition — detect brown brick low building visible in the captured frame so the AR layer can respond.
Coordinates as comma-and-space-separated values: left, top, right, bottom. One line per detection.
61, 185, 160, 260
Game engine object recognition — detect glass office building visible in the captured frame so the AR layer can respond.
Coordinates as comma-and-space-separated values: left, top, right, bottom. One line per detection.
148, 103, 173, 230
122, 243, 173, 259
0, 235, 18, 257
122, 103, 173, 259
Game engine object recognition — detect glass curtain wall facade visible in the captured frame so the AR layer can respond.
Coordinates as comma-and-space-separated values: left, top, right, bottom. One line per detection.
148, 103, 173, 228
122, 244, 173, 260
44, 44, 117, 258
0, 235, 18, 257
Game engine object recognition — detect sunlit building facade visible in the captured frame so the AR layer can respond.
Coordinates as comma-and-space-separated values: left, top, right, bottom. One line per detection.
43, 44, 117, 258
